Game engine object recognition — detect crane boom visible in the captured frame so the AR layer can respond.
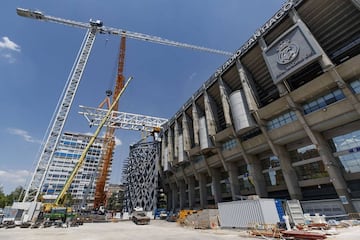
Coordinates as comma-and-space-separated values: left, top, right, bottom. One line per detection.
55, 77, 133, 206
93, 36, 126, 209
16, 8, 233, 56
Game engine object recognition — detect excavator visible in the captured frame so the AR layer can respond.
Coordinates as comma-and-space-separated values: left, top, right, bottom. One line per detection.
40, 77, 133, 224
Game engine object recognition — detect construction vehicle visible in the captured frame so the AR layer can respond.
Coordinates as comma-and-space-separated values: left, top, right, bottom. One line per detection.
154, 208, 168, 220
132, 207, 150, 225
41, 77, 133, 223
177, 209, 199, 224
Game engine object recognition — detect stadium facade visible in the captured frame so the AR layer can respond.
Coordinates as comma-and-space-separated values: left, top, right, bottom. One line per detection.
160, 0, 360, 217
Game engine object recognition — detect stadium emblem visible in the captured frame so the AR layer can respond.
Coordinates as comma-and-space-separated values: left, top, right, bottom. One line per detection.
277, 39, 299, 65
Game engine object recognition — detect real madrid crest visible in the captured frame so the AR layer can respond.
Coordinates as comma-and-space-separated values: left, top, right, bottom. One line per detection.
277, 39, 299, 65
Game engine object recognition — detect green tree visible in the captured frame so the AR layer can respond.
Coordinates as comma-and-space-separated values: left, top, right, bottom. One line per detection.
0, 186, 25, 208
7, 186, 25, 203
106, 191, 124, 211
0, 186, 7, 208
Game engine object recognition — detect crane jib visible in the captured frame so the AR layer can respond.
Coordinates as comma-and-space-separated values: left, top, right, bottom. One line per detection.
16, 7, 232, 56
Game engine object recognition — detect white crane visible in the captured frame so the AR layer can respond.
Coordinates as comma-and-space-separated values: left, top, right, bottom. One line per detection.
17, 8, 232, 202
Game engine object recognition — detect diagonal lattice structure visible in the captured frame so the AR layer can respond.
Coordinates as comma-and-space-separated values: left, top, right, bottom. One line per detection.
122, 141, 160, 212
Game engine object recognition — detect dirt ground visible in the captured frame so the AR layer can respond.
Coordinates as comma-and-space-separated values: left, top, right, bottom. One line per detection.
1, 220, 360, 240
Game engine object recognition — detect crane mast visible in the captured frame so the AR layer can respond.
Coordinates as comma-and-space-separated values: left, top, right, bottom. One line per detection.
93, 36, 126, 209
17, 7, 232, 203
22, 27, 98, 202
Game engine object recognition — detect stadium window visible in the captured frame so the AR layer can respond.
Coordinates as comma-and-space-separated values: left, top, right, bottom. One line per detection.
267, 111, 297, 130
350, 79, 360, 94
302, 89, 345, 114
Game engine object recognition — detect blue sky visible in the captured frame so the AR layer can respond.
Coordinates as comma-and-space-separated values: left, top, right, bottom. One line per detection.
0, 0, 285, 194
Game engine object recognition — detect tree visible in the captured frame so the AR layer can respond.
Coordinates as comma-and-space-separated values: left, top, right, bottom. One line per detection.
7, 186, 25, 203
0, 186, 7, 208
106, 191, 124, 211
0, 186, 26, 208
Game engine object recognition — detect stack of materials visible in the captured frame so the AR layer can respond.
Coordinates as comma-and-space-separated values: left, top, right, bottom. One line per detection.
182, 209, 219, 229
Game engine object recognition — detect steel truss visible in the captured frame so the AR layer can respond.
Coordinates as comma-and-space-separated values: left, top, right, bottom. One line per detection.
23, 28, 97, 202
79, 105, 168, 132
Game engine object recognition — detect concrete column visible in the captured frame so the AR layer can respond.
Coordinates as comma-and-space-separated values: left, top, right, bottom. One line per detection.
252, 111, 302, 200
167, 184, 173, 211
188, 154, 199, 180
161, 134, 167, 168
204, 91, 217, 136
167, 129, 174, 164
179, 180, 187, 209
198, 173, 208, 209
188, 176, 196, 209
174, 121, 179, 159
276, 144, 303, 200
182, 113, 192, 152
313, 131, 357, 214
211, 168, 223, 204
192, 103, 200, 146
236, 59, 260, 111
237, 139, 268, 197
227, 162, 241, 200
219, 78, 232, 127
171, 183, 178, 211
247, 155, 268, 198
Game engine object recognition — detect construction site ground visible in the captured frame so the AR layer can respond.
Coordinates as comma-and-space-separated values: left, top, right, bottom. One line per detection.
1, 220, 360, 240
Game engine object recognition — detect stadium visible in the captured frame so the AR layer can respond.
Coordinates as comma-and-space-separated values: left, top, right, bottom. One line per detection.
160, 0, 360, 218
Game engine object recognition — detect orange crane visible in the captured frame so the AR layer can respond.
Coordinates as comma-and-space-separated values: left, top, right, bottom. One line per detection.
93, 36, 126, 210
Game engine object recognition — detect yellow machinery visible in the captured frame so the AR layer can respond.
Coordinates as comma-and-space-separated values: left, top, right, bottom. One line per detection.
177, 209, 200, 224
42, 77, 133, 221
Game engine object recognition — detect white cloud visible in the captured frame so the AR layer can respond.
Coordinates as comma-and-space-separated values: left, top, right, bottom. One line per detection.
0, 36, 21, 52
97, 132, 122, 147
189, 72, 197, 80
0, 169, 31, 194
2, 53, 16, 63
7, 128, 42, 144
114, 136, 122, 146
86, 132, 122, 146
0, 37, 21, 63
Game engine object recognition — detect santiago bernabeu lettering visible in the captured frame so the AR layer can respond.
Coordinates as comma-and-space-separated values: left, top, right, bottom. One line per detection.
214, 0, 294, 77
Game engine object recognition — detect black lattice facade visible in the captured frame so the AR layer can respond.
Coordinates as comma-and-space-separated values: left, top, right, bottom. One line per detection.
122, 141, 160, 212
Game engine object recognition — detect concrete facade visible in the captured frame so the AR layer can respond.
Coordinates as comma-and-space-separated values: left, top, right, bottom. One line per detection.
160, 0, 360, 217
41, 132, 111, 209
